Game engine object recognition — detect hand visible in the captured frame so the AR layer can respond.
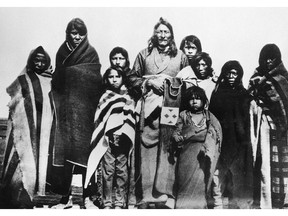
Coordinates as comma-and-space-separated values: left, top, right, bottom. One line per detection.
109, 134, 120, 147
147, 78, 164, 95
249, 76, 261, 87
173, 133, 184, 143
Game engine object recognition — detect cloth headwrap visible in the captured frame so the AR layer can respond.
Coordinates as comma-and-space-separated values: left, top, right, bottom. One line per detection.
27, 46, 51, 72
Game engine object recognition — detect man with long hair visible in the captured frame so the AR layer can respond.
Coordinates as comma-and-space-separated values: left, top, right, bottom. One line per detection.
126, 17, 188, 209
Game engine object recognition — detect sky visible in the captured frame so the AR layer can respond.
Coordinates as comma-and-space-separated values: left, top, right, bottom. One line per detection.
1, 3, 288, 118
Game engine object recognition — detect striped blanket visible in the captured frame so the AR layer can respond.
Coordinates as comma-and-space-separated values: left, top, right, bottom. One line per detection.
2, 67, 53, 207
84, 89, 136, 188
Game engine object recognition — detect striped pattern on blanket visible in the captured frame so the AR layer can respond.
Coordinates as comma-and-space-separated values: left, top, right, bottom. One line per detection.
84, 90, 136, 188
2, 68, 53, 205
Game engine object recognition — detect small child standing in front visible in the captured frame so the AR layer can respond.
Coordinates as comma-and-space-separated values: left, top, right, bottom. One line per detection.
84, 66, 135, 209
172, 86, 222, 209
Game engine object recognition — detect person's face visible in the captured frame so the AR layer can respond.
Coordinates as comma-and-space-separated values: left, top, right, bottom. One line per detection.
188, 95, 204, 112
111, 53, 127, 68
107, 69, 123, 90
224, 69, 239, 87
32, 53, 47, 74
155, 24, 172, 48
183, 42, 198, 60
196, 59, 208, 79
69, 28, 85, 48
266, 57, 277, 71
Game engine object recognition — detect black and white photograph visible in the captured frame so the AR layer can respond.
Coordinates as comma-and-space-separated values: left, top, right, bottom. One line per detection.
1, 1, 288, 212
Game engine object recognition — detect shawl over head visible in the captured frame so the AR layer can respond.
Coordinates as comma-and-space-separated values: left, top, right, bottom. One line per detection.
215, 60, 244, 90
26, 46, 52, 78
209, 60, 251, 165
257, 44, 282, 75
248, 62, 288, 208
2, 46, 53, 207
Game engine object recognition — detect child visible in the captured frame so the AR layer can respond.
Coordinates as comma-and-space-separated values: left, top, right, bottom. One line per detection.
173, 86, 222, 209
84, 66, 136, 209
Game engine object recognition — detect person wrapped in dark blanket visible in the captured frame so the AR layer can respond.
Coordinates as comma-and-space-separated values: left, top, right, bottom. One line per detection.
49, 18, 102, 209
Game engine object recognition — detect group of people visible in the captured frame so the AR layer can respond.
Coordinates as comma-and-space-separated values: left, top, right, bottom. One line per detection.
1, 16, 288, 209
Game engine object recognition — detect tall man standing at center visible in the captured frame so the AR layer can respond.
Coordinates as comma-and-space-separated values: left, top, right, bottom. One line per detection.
126, 17, 188, 209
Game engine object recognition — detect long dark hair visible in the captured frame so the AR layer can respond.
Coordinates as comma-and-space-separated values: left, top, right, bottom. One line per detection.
65, 18, 87, 45
102, 66, 126, 90
258, 43, 282, 74
191, 52, 214, 78
109, 47, 130, 72
147, 17, 178, 57
179, 35, 202, 53
184, 85, 208, 110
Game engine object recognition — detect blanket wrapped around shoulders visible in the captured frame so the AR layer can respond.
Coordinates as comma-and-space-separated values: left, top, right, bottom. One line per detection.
51, 36, 102, 167
84, 89, 136, 188
2, 67, 53, 207
249, 64, 288, 208
175, 110, 222, 209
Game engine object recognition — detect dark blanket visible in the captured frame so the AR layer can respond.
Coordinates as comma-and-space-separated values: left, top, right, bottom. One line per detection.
209, 85, 251, 166
51, 36, 102, 167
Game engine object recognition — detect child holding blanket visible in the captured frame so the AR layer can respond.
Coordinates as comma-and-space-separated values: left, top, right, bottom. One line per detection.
84, 66, 136, 209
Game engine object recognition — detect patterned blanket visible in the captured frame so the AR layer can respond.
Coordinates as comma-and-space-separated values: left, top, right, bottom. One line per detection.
84, 90, 136, 188
2, 67, 53, 207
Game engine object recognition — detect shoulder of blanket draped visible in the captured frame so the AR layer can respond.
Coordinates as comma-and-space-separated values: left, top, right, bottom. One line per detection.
50, 37, 103, 168
205, 110, 222, 155
204, 110, 222, 191
1, 66, 53, 208
51, 37, 101, 94
249, 63, 288, 124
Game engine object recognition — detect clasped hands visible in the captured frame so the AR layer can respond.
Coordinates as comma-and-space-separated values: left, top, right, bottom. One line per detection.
146, 78, 164, 95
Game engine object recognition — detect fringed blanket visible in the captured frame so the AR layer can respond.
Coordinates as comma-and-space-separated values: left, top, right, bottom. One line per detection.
2, 67, 53, 207
51, 36, 102, 167
84, 90, 136, 188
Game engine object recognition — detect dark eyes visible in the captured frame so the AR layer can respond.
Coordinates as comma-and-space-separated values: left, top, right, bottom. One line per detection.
112, 58, 125, 60
108, 75, 121, 78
